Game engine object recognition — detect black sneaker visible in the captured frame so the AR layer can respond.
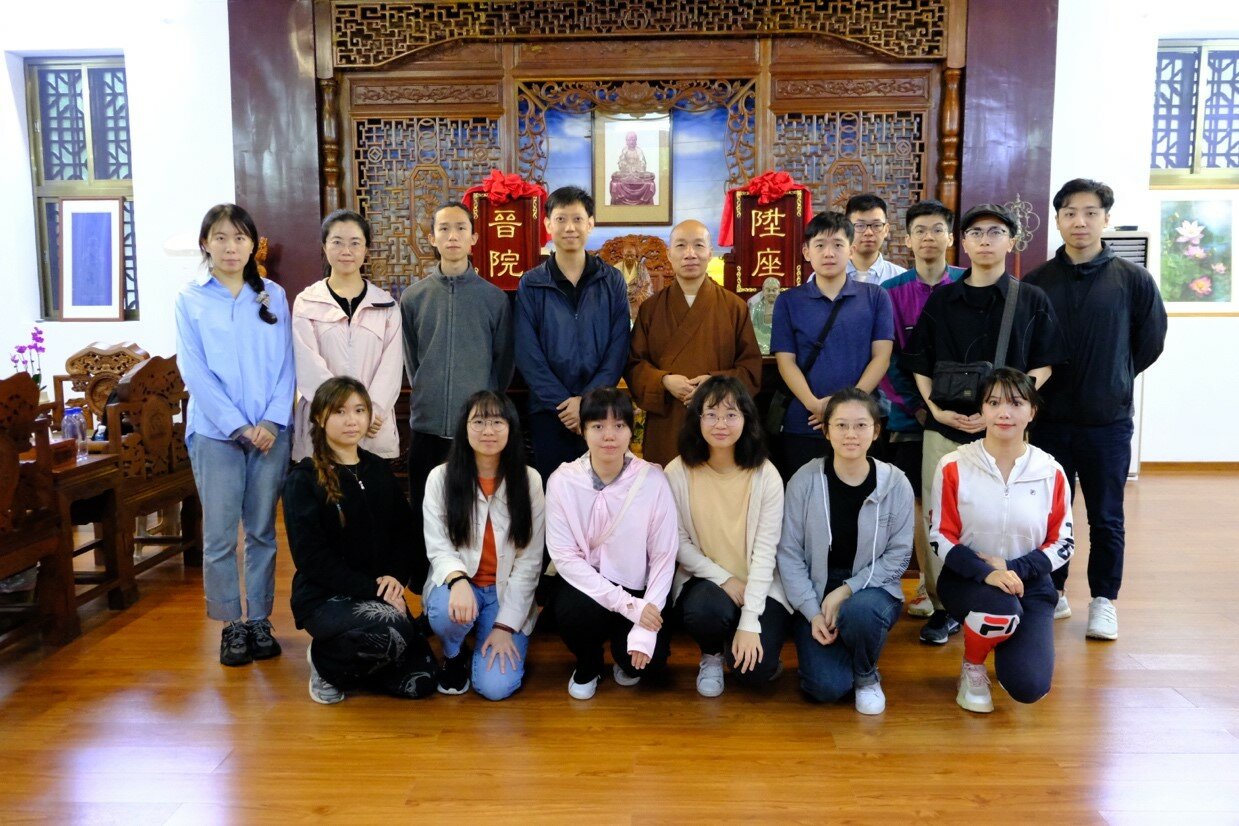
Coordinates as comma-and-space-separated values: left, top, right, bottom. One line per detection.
437, 647, 471, 695
220, 621, 252, 666
247, 618, 282, 660
919, 610, 961, 645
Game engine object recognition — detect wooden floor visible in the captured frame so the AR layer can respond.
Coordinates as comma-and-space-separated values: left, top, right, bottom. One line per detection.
2, 468, 1238, 824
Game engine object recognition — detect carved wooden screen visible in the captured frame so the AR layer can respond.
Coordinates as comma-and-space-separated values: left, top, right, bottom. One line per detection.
320, 0, 964, 294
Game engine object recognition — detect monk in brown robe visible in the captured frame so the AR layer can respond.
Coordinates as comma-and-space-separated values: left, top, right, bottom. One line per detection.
627, 220, 763, 465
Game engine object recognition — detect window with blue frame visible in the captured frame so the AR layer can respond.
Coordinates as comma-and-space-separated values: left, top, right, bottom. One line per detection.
1151, 41, 1239, 188
26, 57, 138, 318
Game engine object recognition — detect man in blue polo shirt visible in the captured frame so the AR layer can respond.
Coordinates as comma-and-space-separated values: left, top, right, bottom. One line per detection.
771, 211, 894, 481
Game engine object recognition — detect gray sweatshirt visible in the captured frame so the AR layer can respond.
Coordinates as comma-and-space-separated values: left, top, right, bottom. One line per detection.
777, 457, 914, 621
399, 264, 514, 438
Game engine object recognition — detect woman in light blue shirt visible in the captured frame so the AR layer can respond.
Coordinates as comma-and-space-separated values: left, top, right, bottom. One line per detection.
175, 204, 295, 667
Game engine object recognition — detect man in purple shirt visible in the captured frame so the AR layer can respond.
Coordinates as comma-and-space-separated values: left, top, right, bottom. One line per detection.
879, 199, 964, 641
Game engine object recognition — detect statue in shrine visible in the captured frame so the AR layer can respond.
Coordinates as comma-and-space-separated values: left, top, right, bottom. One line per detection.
609, 131, 657, 206
747, 276, 781, 354
618, 241, 654, 320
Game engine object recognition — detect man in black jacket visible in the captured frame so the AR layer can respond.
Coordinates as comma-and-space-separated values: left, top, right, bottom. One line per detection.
1025, 179, 1167, 642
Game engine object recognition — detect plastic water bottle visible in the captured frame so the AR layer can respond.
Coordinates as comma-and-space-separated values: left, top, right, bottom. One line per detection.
62, 407, 89, 462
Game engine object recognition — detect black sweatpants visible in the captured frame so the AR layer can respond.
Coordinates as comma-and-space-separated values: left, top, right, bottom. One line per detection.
303, 595, 437, 698
553, 578, 671, 681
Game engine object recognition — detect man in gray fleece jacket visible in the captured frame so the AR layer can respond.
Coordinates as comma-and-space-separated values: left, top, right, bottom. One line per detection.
400, 202, 514, 571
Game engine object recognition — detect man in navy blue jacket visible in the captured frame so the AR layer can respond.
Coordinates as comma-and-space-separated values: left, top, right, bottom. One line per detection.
1025, 178, 1167, 641
515, 186, 630, 485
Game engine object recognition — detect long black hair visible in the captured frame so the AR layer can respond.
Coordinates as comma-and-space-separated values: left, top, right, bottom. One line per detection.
198, 204, 276, 325
678, 376, 768, 469
308, 377, 372, 520
320, 208, 372, 278
443, 391, 533, 550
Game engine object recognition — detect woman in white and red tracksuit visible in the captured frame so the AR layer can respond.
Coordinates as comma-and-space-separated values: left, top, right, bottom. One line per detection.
929, 367, 1074, 713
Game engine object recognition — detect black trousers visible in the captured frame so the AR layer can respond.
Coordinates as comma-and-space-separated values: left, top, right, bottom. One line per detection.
678, 577, 790, 687
775, 432, 829, 482
407, 430, 453, 591
303, 595, 437, 697
553, 578, 671, 681
527, 410, 587, 489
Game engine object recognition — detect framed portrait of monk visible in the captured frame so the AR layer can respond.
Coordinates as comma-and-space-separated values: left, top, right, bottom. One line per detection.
592, 112, 672, 225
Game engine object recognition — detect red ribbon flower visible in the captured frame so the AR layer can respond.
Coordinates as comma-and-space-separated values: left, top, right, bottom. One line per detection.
718, 170, 814, 246
462, 171, 551, 245
745, 170, 797, 205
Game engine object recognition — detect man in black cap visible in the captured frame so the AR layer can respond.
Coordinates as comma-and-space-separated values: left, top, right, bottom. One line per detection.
902, 203, 1068, 644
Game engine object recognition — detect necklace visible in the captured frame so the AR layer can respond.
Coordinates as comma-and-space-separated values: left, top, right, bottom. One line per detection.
339, 463, 365, 490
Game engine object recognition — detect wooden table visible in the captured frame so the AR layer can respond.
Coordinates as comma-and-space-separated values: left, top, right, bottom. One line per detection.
49, 453, 136, 611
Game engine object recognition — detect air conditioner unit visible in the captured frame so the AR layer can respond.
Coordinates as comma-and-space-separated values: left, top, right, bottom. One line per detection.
1102, 230, 1151, 480
1103, 230, 1151, 267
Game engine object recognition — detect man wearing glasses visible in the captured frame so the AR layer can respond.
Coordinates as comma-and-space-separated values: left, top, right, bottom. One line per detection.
903, 204, 1067, 644
845, 193, 907, 286
879, 200, 966, 628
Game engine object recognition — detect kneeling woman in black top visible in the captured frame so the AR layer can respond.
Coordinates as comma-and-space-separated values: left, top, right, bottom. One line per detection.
283, 376, 436, 703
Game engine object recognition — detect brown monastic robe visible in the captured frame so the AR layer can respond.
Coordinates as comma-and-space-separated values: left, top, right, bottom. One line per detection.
627, 278, 763, 465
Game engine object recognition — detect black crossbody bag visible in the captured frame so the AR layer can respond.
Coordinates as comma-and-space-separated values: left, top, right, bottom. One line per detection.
929, 278, 1020, 411
764, 297, 845, 437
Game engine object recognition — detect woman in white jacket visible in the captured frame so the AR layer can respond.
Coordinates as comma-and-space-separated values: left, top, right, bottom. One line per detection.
423, 391, 544, 700
665, 377, 789, 697
929, 367, 1074, 714
292, 209, 403, 461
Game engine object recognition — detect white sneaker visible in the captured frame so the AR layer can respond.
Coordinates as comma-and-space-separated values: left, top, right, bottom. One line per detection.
613, 663, 642, 687
854, 682, 886, 715
696, 653, 725, 697
1087, 597, 1118, 640
956, 661, 994, 713
568, 670, 599, 700
307, 647, 344, 705
907, 582, 934, 618
1054, 592, 1072, 620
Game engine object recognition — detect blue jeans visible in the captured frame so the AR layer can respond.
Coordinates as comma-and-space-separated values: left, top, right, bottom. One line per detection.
188, 431, 290, 621
792, 575, 901, 702
425, 582, 530, 701
1032, 418, 1133, 600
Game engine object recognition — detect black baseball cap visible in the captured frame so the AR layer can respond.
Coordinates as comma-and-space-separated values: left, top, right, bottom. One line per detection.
960, 203, 1019, 236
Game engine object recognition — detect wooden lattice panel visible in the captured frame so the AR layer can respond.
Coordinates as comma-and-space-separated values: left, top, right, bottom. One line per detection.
772, 110, 927, 265
330, 1, 948, 68
353, 116, 502, 293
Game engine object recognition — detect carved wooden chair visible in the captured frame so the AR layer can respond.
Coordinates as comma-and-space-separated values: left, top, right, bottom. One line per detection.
104, 356, 202, 586
52, 342, 150, 433
598, 234, 672, 296
0, 372, 79, 649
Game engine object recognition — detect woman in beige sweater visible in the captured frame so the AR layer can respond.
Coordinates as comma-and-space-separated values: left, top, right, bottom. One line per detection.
664, 376, 790, 697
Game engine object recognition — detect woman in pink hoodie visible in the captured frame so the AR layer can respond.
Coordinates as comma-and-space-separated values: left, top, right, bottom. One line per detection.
545, 387, 679, 700
292, 210, 403, 461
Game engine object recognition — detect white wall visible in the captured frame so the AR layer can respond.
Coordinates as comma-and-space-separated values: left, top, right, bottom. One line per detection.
0, 0, 235, 383
1051, 0, 1239, 461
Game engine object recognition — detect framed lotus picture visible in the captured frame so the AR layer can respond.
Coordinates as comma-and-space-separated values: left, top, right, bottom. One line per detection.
1159, 199, 1234, 313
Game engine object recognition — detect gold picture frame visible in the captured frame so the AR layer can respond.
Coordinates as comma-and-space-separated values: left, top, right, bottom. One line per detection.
593, 112, 672, 225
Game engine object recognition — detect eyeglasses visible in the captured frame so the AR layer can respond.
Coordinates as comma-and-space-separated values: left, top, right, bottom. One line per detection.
828, 421, 874, 434
852, 221, 888, 233
909, 225, 949, 238
468, 417, 509, 432
702, 411, 743, 426
963, 227, 1011, 240
327, 239, 366, 249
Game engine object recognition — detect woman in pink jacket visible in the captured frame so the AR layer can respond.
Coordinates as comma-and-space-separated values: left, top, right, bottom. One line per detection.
545, 387, 679, 700
292, 210, 403, 461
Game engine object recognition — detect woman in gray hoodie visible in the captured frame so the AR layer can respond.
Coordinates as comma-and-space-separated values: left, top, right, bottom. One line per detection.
777, 387, 915, 715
